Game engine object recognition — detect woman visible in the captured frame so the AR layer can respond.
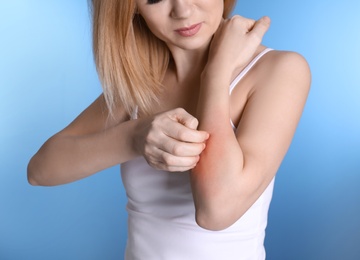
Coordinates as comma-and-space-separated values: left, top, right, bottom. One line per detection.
28, 0, 311, 259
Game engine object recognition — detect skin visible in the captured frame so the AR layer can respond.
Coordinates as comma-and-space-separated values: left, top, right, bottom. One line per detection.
28, 0, 311, 230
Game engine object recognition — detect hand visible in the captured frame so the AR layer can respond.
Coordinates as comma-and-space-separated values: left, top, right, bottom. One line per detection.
205, 15, 271, 77
133, 108, 209, 172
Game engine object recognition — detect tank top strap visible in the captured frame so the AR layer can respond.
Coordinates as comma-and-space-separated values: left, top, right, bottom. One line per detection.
130, 106, 139, 120
131, 48, 273, 123
229, 48, 273, 95
229, 48, 273, 129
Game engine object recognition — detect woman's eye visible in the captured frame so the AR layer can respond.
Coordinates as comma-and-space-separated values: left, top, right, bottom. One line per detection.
147, 0, 162, 4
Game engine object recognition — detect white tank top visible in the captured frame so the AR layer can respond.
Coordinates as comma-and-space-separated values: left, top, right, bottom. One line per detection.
121, 48, 274, 260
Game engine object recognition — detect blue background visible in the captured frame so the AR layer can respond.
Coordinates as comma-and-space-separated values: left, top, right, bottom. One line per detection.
1, 0, 359, 259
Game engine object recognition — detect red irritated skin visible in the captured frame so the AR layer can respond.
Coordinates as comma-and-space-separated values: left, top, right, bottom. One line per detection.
191, 53, 311, 231
27, 0, 311, 234
191, 74, 246, 231
190, 16, 311, 231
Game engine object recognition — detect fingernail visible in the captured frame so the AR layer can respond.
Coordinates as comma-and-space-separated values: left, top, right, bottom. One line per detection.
262, 16, 271, 24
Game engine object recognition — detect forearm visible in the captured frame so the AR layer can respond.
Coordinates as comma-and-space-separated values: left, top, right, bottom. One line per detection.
27, 119, 140, 186
191, 72, 245, 230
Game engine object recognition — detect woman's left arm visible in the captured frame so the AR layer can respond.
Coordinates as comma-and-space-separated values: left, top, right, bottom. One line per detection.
191, 17, 311, 231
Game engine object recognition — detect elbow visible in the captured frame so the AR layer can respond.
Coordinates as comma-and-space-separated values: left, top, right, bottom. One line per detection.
27, 175, 40, 186
195, 209, 237, 231
27, 158, 41, 186
27, 156, 50, 186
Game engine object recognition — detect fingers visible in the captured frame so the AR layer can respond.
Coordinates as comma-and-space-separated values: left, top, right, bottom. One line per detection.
152, 110, 208, 157
230, 15, 256, 32
165, 108, 209, 143
229, 15, 270, 32
164, 122, 209, 144
143, 139, 203, 172
146, 150, 201, 172
168, 107, 198, 129
140, 108, 209, 172
160, 134, 206, 157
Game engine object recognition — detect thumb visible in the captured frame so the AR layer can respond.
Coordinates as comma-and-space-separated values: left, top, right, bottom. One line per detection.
169, 108, 209, 141
178, 112, 199, 130
168, 108, 199, 129
184, 117, 199, 130
250, 16, 271, 40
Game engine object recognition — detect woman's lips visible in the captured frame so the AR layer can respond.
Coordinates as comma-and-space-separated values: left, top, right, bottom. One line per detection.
175, 23, 202, 37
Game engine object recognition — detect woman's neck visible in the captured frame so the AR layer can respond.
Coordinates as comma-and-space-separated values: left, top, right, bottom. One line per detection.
167, 43, 210, 83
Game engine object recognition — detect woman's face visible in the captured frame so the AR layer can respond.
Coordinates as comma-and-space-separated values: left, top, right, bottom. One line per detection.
135, 0, 224, 51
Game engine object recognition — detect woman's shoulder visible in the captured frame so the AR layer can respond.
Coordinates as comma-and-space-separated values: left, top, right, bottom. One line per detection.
251, 47, 311, 93
230, 47, 311, 125
232, 46, 311, 94
259, 47, 310, 79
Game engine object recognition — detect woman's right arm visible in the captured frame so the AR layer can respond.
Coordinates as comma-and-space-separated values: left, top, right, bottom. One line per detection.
28, 95, 209, 186
27, 94, 139, 186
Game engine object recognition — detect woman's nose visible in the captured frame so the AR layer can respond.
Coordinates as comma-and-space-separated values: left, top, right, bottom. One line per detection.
170, 0, 194, 19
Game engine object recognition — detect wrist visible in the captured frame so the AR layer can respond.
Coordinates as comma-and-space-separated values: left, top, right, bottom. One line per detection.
201, 69, 232, 90
126, 118, 144, 158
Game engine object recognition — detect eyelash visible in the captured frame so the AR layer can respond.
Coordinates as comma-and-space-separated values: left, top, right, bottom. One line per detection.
147, 0, 162, 4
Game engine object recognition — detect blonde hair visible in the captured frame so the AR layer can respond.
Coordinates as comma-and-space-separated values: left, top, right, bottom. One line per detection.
90, 0, 236, 116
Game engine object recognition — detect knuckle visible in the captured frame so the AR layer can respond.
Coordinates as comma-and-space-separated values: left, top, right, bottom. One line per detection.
150, 119, 160, 129
157, 164, 167, 171
143, 145, 152, 157
162, 153, 174, 165
230, 16, 247, 32
171, 144, 183, 156
229, 17, 239, 27
177, 130, 189, 141
146, 158, 156, 168
144, 134, 155, 145
231, 14, 241, 21
147, 158, 166, 171
191, 117, 199, 128
195, 143, 205, 154
190, 156, 199, 165
174, 107, 186, 114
